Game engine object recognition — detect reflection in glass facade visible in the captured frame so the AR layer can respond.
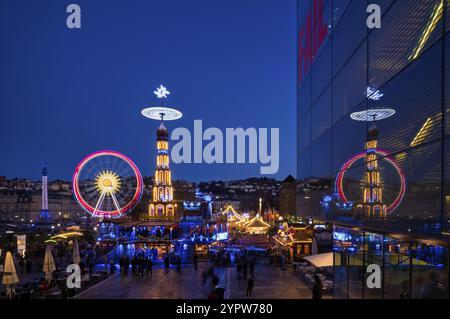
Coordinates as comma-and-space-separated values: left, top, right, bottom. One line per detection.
297, 0, 449, 298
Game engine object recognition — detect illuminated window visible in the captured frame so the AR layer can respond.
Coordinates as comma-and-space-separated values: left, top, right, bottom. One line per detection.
372, 172, 378, 185
165, 187, 170, 201
153, 187, 158, 201
166, 204, 174, 216
149, 204, 155, 217
156, 205, 164, 217
373, 205, 382, 217
364, 189, 370, 202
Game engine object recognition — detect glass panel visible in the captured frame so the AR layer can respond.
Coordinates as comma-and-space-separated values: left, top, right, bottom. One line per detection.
312, 86, 332, 140
332, 102, 368, 175
363, 232, 384, 299
333, 225, 350, 299
299, 74, 312, 117
446, 34, 450, 135
333, 42, 367, 125
298, 0, 311, 26
332, 0, 367, 76
348, 229, 365, 299
384, 142, 442, 236
371, 40, 443, 156
447, 0, 450, 31
311, 130, 332, 178
312, 40, 332, 103
312, 0, 332, 61
298, 146, 311, 180
369, 0, 444, 89
411, 242, 449, 298
332, 0, 351, 28
384, 236, 412, 299
300, 110, 311, 151
445, 137, 450, 233
329, 141, 442, 236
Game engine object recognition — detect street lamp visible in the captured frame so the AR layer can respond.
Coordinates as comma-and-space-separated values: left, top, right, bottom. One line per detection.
170, 227, 173, 240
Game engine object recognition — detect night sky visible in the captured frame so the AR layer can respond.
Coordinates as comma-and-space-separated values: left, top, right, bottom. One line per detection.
0, 0, 297, 182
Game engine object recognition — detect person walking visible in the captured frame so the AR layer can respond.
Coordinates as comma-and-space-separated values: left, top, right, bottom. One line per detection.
131, 256, 137, 275
211, 274, 220, 289
202, 270, 208, 286
124, 256, 130, 274
119, 255, 124, 273
193, 252, 198, 270
246, 276, 254, 297
146, 258, 153, 278
109, 259, 115, 274
312, 274, 323, 299
138, 256, 144, 278
164, 256, 170, 273
242, 261, 248, 280
236, 261, 242, 279
249, 260, 255, 276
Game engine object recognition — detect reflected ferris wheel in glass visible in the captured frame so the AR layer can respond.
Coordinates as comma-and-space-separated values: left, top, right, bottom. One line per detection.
72, 150, 143, 219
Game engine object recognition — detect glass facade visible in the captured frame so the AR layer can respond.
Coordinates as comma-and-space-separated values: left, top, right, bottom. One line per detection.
333, 225, 448, 298
298, 0, 450, 298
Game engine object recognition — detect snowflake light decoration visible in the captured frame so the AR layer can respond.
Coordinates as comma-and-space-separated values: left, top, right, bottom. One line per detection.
154, 85, 170, 99
366, 87, 384, 101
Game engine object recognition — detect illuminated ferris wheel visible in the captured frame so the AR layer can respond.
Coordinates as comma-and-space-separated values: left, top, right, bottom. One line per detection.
72, 150, 143, 218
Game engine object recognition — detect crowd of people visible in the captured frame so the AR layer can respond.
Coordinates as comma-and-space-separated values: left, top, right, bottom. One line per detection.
118, 253, 153, 279
235, 251, 256, 297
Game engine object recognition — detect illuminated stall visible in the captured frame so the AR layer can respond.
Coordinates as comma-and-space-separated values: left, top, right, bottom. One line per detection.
244, 215, 270, 235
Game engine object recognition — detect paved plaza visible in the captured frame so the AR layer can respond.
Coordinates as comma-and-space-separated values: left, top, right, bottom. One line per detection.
76, 262, 314, 299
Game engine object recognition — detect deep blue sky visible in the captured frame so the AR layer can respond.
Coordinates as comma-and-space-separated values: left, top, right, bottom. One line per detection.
0, 0, 297, 182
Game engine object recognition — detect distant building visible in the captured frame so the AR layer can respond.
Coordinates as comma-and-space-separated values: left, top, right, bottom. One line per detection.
278, 175, 296, 216
0, 187, 83, 221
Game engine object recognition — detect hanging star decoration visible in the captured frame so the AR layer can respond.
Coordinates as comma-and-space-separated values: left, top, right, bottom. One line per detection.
154, 85, 171, 99
366, 87, 384, 101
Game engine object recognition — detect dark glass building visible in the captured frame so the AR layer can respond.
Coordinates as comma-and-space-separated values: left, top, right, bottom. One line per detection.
297, 0, 449, 298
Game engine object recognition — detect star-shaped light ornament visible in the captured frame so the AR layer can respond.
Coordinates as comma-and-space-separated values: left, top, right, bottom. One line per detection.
366, 87, 384, 101
154, 85, 171, 99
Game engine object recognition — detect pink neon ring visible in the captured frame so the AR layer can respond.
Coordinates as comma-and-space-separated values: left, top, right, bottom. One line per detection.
335, 150, 406, 214
72, 150, 143, 218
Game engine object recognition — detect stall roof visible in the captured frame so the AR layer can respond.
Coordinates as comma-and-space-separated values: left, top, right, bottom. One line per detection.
246, 217, 270, 229
115, 221, 178, 228
303, 252, 333, 268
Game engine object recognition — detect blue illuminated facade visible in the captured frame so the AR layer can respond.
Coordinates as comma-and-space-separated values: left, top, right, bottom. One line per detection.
297, 0, 450, 298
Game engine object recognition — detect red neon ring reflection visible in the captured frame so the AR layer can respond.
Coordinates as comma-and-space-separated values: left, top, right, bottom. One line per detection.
335, 150, 406, 214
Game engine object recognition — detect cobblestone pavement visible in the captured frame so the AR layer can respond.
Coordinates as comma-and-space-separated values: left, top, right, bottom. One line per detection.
76, 262, 315, 299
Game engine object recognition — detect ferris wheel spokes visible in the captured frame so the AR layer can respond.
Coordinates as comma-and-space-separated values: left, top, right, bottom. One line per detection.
110, 192, 123, 217
93, 189, 107, 217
